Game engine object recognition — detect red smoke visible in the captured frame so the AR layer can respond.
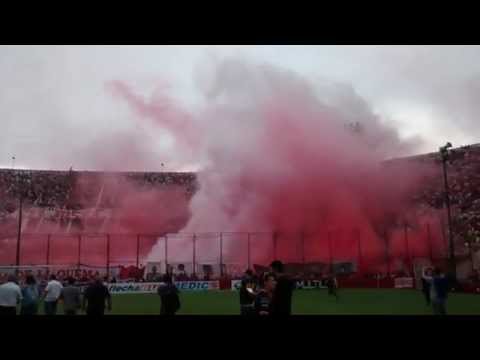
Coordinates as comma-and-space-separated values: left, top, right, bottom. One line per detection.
0, 172, 192, 267
112, 58, 444, 273
0, 58, 446, 275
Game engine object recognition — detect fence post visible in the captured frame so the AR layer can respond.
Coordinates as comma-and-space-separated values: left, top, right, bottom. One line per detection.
404, 222, 410, 268
46, 234, 51, 266
15, 194, 23, 267
384, 229, 390, 275
301, 231, 306, 268
439, 216, 448, 259
106, 234, 110, 277
77, 235, 82, 270
273, 231, 278, 261
164, 235, 168, 274
426, 223, 433, 262
247, 233, 251, 270
357, 228, 362, 274
328, 231, 333, 273
220, 233, 223, 276
193, 233, 196, 276
136, 235, 140, 268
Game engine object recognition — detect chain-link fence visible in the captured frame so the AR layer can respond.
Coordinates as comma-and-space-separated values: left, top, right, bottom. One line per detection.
0, 220, 461, 276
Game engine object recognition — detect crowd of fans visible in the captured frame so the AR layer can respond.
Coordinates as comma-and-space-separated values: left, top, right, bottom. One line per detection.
408, 144, 480, 248
0, 169, 198, 225
124, 172, 197, 195
0, 272, 112, 316
1, 145, 479, 276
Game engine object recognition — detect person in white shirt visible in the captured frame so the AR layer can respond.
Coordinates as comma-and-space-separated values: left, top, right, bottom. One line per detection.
0, 274, 22, 316
43, 274, 63, 315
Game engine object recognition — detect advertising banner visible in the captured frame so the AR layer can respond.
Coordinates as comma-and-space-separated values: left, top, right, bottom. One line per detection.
106, 281, 220, 294
394, 277, 414, 288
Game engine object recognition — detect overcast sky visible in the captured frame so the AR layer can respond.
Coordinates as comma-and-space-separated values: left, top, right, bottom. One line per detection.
1, 45, 479, 171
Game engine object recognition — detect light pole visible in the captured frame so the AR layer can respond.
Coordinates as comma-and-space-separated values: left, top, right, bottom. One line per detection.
15, 174, 27, 267
328, 231, 333, 274
193, 233, 197, 276
464, 241, 474, 275
219, 233, 223, 277
439, 142, 457, 283
247, 233, 251, 270
300, 231, 306, 276
403, 222, 411, 272
272, 231, 278, 261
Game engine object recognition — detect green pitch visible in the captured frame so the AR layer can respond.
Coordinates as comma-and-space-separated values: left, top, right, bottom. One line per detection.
34, 289, 480, 315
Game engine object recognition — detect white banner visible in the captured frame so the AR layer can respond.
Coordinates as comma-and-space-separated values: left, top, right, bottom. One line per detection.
106, 281, 220, 294
0, 265, 121, 280
230, 279, 326, 290
295, 280, 326, 289
394, 277, 414, 288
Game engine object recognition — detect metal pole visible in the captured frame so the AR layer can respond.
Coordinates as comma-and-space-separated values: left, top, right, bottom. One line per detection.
426, 223, 433, 262
46, 234, 51, 266
15, 194, 23, 267
471, 246, 475, 273
384, 229, 390, 275
77, 235, 82, 269
165, 235, 168, 274
404, 222, 410, 269
441, 151, 457, 281
273, 231, 278, 261
357, 228, 362, 274
328, 231, 333, 273
247, 233, 251, 270
220, 233, 223, 276
301, 231, 306, 266
439, 216, 448, 258
193, 233, 196, 276
106, 234, 110, 276
136, 235, 140, 268
469, 244, 475, 274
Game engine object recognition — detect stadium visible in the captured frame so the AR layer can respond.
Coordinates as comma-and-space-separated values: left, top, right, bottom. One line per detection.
1, 45, 479, 315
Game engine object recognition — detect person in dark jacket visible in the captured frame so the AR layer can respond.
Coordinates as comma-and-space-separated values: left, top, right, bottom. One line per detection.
82, 276, 112, 316
254, 273, 276, 316
239, 269, 257, 315
326, 274, 339, 301
20, 275, 40, 315
60, 277, 81, 315
270, 260, 295, 316
421, 267, 433, 306
431, 267, 449, 315
157, 274, 180, 315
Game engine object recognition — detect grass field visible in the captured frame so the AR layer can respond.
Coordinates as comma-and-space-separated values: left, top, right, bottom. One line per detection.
32, 289, 480, 315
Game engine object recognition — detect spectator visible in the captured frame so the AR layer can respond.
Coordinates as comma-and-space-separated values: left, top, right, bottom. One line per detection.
43, 274, 63, 315
421, 267, 433, 306
0, 274, 22, 316
82, 276, 112, 316
60, 277, 81, 315
270, 260, 295, 316
20, 275, 40, 315
146, 265, 161, 282
254, 272, 276, 316
326, 274, 339, 301
431, 267, 449, 315
157, 274, 180, 316
239, 269, 257, 316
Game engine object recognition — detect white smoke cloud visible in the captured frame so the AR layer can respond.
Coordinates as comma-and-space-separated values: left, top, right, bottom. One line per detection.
1, 45, 479, 170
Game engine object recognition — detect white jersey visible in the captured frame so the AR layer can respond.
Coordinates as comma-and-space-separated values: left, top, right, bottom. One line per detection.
0, 282, 22, 307
45, 280, 63, 302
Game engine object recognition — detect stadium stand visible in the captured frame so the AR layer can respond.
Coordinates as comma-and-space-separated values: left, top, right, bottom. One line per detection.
0, 143, 479, 280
